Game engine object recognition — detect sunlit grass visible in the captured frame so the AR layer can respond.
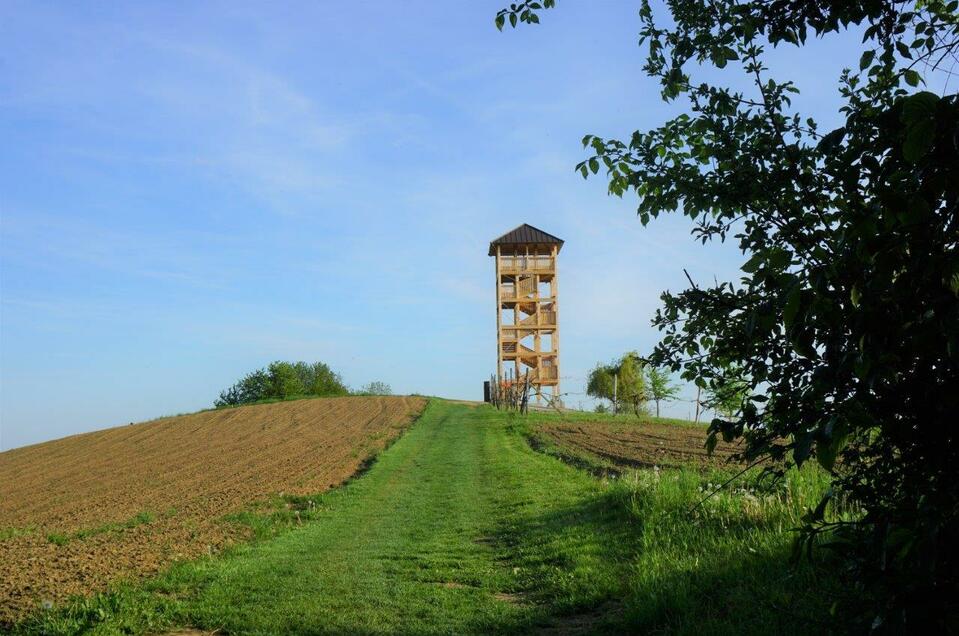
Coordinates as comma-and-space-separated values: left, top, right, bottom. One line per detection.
12, 401, 847, 635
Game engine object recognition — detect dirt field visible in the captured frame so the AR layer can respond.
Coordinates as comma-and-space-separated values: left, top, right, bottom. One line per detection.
534, 419, 743, 471
0, 396, 426, 625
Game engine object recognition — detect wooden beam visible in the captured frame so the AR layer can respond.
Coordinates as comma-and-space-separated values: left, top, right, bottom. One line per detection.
496, 245, 503, 383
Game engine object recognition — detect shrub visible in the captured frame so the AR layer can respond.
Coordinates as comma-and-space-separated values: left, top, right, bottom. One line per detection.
357, 381, 392, 396
215, 360, 349, 407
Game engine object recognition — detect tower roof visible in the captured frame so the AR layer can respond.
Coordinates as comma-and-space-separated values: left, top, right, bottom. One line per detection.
488, 223, 564, 256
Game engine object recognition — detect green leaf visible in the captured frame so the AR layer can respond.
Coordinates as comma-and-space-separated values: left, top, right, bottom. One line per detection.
509, 12, 517, 28
767, 248, 791, 270
850, 285, 861, 308
902, 91, 938, 123
495, 14, 505, 30
817, 127, 845, 151
742, 252, 763, 273
783, 285, 801, 329
793, 433, 813, 467
588, 157, 599, 174
790, 332, 816, 359
817, 425, 847, 472
903, 119, 935, 162
859, 50, 875, 70
896, 195, 928, 226
811, 489, 832, 520
705, 432, 717, 455
904, 69, 921, 87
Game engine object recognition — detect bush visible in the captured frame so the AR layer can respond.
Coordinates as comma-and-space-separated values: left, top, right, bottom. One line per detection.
357, 381, 391, 396
215, 360, 349, 407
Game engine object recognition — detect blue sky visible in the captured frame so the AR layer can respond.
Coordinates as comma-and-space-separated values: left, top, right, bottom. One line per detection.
1, 2, 866, 450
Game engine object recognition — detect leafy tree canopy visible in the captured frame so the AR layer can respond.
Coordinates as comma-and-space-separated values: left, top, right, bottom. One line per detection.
646, 366, 680, 417
215, 360, 349, 407
587, 351, 649, 415
497, 0, 959, 629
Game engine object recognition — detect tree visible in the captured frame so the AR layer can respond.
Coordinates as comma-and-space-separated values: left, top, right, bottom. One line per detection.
616, 352, 648, 416
497, 0, 959, 628
305, 361, 349, 396
646, 366, 679, 417
359, 381, 392, 395
214, 384, 241, 408
702, 365, 750, 420
586, 362, 616, 411
586, 352, 648, 415
214, 360, 348, 407
237, 369, 270, 403
267, 361, 305, 399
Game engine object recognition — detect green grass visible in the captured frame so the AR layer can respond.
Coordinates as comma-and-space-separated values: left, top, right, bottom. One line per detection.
0, 526, 36, 542
42, 511, 158, 546
14, 400, 845, 635
525, 404, 702, 429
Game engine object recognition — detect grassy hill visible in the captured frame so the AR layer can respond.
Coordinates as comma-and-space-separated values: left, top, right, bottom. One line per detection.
7, 399, 844, 635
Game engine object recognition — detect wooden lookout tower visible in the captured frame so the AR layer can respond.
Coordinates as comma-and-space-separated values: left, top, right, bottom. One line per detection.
490, 224, 563, 403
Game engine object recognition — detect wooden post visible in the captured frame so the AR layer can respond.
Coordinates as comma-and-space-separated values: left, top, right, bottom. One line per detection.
495, 246, 503, 384
695, 385, 702, 424
551, 244, 560, 403
613, 373, 618, 416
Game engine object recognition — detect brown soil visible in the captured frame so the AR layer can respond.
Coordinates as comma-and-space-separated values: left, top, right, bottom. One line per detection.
0, 396, 425, 625
536, 419, 743, 471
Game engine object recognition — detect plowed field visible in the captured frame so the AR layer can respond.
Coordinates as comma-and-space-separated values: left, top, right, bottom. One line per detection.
535, 419, 743, 471
0, 396, 425, 624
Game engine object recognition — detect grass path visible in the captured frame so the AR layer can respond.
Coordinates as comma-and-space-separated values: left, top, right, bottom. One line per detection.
155, 400, 633, 635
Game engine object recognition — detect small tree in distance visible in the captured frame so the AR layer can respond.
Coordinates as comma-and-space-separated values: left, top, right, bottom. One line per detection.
646, 366, 679, 418
703, 366, 750, 420
586, 352, 648, 416
616, 353, 647, 416
359, 381, 392, 396
586, 362, 616, 412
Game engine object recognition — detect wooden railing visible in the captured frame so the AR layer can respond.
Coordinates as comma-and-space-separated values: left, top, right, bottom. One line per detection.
517, 311, 556, 327
518, 277, 537, 296
500, 277, 539, 299
499, 256, 554, 272
524, 366, 559, 381
539, 366, 559, 380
